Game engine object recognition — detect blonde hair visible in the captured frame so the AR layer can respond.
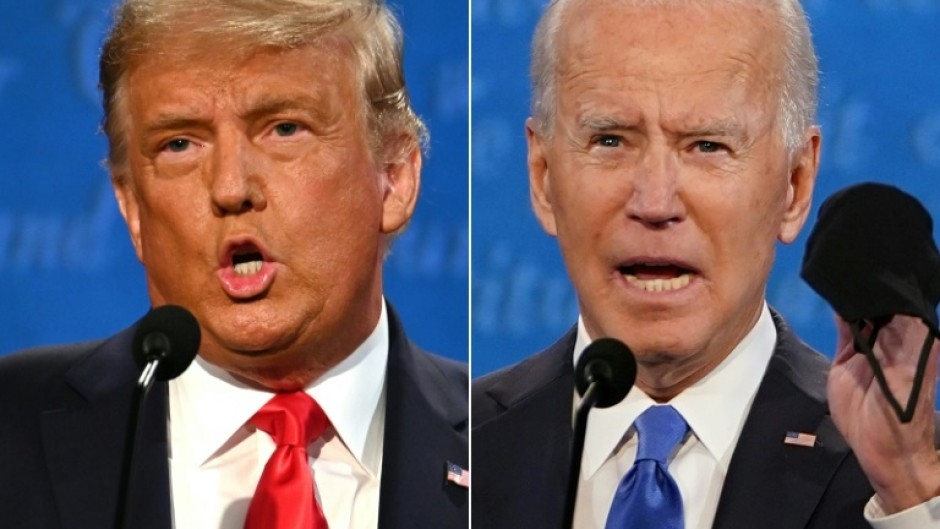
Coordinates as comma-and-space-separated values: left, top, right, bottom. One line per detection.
530, 0, 819, 151
100, 0, 427, 174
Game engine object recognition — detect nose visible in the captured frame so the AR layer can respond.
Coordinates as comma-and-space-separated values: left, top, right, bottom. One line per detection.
209, 132, 266, 216
625, 145, 686, 229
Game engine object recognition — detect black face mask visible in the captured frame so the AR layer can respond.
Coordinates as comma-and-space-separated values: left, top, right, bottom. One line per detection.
801, 182, 940, 423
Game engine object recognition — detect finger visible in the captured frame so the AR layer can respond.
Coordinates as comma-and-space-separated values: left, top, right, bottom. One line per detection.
834, 316, 858, 364
875, 315, 925, 365
917, 335, 940, 409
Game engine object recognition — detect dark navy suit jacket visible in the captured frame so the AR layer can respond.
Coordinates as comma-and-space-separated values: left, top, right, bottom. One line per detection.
0, 303, 468, 529
472, 311, 875, 529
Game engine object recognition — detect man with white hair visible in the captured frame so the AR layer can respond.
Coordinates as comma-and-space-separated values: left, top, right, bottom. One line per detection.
473, 1, 940, 527
0, 1, 468, 528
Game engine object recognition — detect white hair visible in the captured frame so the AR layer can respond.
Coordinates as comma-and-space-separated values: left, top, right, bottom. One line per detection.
530, 0, 819, 151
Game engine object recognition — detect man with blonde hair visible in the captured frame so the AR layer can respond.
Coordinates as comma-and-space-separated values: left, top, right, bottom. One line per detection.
0, 1, 467, 528
473, 0, 940, 527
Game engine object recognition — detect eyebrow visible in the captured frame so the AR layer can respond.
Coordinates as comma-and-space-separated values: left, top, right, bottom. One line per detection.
141, 93, 330, 137
577, 115, 641, 132
142, 113, 211, 137
576, 115, 748, 142
679, 119, 746, 140
240, 93, 326, 124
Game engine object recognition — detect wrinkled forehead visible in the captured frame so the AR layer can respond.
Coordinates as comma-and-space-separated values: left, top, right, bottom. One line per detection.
132, 39, 351, 85
123, 18, 356, 77
555, 1, 785, 101
113, 26, 364, 137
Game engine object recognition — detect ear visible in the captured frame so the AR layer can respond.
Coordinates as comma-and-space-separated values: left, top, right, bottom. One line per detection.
778, 127, 821, 244
381, 142, 421, 234
111, 171, 145, 262
527, 117, 558, 237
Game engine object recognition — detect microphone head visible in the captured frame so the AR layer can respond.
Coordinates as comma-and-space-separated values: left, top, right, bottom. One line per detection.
132, 305, 201, 381
575, 337, 637, 408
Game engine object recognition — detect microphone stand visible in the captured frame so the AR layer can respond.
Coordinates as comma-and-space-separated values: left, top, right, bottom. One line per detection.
114, 335, 167, 529
564, 381, 600, 529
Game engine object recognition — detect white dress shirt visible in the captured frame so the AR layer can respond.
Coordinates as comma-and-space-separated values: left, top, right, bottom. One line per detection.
571, 303, 777, 529
866, 481, 940, 527
571, 302, 940, 528
167, 301, 389, 529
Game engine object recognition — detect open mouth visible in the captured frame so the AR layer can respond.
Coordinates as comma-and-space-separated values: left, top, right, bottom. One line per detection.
217, 238, 277, 299
618, 262, 695, 292
232, 248, 265, 276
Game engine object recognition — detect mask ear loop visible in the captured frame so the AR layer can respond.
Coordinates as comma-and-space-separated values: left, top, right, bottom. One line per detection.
848, 318, 936, 423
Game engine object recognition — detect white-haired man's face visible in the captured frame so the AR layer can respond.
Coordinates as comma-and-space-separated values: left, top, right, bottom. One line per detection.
527, 0, 820, 399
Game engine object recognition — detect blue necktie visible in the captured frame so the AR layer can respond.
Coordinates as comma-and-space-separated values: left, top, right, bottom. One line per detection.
604, 405, 689, 529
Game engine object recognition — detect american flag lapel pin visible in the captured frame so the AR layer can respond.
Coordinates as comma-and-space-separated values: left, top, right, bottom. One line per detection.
784, 431, 817, 448
445, 461, 470, 488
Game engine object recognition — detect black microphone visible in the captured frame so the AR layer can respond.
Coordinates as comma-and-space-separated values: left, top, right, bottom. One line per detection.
132, 304, 201, 384
116, 305, 201, 529
564, 338, 637, 529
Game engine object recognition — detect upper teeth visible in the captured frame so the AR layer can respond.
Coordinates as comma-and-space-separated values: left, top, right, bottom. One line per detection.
234, 260, 263, 276
624, 273, 691, 292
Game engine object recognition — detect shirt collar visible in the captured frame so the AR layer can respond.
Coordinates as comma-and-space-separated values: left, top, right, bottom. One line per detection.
577, 302, 777, 477
308, 301, 388, 475
168, 300, 389, 475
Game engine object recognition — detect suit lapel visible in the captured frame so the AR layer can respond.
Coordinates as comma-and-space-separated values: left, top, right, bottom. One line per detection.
378, 305, 468, 529
39, 305, 463, 529
472, 328, 577, 529
712, 313, 853, 529
40, 324, 172, 529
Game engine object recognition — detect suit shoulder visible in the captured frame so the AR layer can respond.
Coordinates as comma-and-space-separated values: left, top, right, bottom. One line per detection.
403, 344, 468, 429
472, 328, 576, 425
471, 361, 518, 426
384, 300, 467, 400
0, 341, 102, 389
410, 345, 468, 392
769, 309, 832, 403
472, 359, 521, 409
0, 340, 103, 419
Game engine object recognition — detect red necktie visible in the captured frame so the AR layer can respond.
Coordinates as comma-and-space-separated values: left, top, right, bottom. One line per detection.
244, 392, 330, 529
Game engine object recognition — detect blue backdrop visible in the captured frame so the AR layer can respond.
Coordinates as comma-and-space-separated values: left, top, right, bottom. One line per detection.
0, 1, 468, 361
5, 1, 940, 374
471, 0, 940, 376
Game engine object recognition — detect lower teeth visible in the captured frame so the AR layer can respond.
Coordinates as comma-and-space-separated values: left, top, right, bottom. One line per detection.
233, 261, 262, 276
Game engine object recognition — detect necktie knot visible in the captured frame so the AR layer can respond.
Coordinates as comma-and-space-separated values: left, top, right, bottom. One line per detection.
605, 405, 688, 529
634, 405, 688, 464
245, 392, 331, 529
251, 392, 329, 448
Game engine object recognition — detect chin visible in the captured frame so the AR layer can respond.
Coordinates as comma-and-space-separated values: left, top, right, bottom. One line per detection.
615, 324, 706, 364
206, 321, 295, 356
628, 338, 693, 359
202, 300, 298, 343
601, 313, 688, 347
